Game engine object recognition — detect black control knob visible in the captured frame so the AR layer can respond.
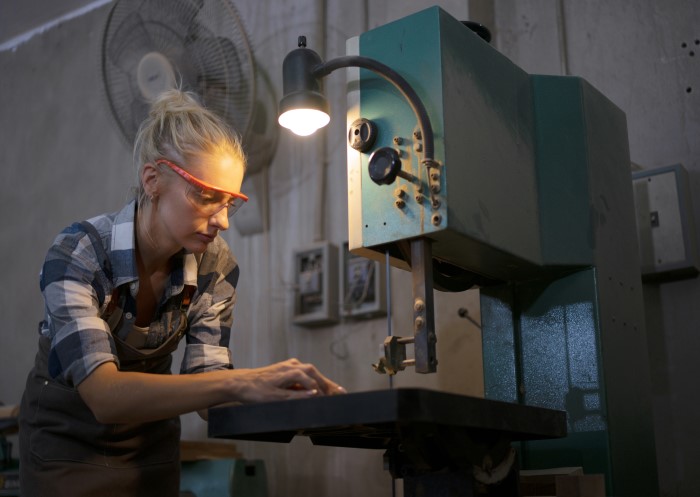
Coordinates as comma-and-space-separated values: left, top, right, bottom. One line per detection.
348, 118, 377, 152
368, 147, 402, 185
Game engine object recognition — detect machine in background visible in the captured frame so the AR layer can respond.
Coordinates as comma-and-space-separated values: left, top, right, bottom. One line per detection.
212, 7, 658, 496
344, 7, 657, 495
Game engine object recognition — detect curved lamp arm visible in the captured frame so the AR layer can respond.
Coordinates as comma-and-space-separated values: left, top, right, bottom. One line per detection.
311, 56, 438, 168
279, 40, 440, 375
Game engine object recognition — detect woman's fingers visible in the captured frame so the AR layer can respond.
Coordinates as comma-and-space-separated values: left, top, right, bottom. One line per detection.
236, 359, 347, 403
271, 360, 347, 396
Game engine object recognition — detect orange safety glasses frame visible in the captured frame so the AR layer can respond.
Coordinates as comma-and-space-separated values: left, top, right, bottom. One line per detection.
155, 158, 248, 218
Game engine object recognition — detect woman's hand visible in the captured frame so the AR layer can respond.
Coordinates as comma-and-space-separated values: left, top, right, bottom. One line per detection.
227, 358, 346, 403
77, 358, 346, 424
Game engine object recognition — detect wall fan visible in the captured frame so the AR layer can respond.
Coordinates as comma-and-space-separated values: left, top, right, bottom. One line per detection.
101, 0, 277, 173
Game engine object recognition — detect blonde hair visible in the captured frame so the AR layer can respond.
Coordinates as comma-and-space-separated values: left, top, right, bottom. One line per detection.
133, 89, 246, 207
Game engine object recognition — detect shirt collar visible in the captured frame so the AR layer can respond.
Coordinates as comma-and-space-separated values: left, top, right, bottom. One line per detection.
110, 199, 198, 294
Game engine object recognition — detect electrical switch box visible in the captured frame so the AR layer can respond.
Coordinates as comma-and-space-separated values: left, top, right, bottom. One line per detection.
292, 242, 339, 327
632, 163, 700, 282
340, 242, 386, 319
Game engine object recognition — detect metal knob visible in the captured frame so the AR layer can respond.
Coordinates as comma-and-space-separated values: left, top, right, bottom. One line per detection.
368, 147, 403, 185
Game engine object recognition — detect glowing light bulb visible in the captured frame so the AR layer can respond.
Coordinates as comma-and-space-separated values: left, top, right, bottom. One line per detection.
278, 108, 330, 136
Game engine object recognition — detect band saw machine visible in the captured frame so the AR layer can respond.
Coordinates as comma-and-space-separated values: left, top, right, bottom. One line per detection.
210, 7, 658, 496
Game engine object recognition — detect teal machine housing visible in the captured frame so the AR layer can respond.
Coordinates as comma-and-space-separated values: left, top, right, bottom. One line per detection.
346, 7, 658, 495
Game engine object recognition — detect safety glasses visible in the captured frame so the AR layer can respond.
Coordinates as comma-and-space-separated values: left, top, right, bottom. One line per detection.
155, 159, 248, 218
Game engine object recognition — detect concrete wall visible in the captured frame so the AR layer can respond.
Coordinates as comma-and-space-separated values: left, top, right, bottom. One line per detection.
1, 0, 699, 496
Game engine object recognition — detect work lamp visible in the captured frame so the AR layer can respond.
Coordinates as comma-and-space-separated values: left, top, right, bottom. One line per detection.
278, 36, 437, 172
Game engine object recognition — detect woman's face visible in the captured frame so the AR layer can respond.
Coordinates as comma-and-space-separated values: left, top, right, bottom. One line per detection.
152, 153, 245, 254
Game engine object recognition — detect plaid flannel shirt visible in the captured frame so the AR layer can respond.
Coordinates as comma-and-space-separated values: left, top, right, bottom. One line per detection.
39, 200, 238, 387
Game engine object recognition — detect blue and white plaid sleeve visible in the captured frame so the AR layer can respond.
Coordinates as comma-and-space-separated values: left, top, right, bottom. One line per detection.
40, 227, 119, 387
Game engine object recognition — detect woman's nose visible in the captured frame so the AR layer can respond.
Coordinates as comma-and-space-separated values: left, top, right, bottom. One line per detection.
210, 206, 229, 230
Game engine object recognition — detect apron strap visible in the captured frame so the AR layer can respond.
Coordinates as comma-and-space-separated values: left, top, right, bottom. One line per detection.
74, 220, 125, 330
77, 221, 112, 281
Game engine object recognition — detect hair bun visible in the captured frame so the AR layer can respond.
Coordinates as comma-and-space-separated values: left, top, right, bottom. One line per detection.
149, 89, 203, 119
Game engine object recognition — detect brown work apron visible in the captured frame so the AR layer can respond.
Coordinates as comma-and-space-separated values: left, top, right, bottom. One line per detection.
19, 306, 189, 497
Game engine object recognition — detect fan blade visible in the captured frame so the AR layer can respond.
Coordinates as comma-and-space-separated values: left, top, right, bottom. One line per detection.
185, 35, 249, 129
107, 10, 156, 73
128, 97, 150, 139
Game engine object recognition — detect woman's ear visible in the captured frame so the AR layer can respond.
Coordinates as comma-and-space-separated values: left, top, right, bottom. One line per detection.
141, 162, 160, 197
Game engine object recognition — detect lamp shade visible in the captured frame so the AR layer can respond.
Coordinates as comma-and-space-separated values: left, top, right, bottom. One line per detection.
278, 42, 330, 136
278, 92, 329, 136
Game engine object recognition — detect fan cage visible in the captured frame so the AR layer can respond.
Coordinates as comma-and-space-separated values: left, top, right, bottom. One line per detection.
101, 0, 256, 147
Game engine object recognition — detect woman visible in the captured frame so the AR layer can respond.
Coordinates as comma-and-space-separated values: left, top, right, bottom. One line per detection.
19, 89, 345, 496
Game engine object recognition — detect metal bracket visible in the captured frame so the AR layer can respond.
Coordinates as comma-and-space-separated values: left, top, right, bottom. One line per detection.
373, 237, 437, 375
